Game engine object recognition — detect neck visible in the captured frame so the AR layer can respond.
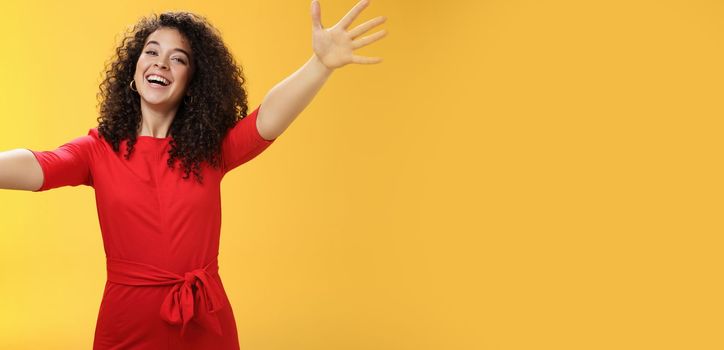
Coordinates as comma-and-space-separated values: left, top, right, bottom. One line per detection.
138, 102, 179, 138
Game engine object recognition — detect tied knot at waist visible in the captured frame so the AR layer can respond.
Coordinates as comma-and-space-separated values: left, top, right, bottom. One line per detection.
106, 256, 226, 337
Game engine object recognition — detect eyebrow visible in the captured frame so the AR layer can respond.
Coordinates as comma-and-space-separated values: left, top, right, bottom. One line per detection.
145, 41, 191, 58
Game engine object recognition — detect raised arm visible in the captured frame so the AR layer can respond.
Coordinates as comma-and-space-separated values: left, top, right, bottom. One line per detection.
0, 149, 43, 191
256, 0, 387, 140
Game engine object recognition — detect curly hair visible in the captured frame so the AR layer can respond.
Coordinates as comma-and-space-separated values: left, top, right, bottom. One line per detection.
96, 11, 250, 184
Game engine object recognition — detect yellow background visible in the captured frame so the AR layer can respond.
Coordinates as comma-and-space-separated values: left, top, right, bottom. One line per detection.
1, 0, 722, 349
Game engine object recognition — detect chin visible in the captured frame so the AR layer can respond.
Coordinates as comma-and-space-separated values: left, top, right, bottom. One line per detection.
142, 97, 179, 108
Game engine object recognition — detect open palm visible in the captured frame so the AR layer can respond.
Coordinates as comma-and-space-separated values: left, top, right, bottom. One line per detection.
311, 0, 388, 70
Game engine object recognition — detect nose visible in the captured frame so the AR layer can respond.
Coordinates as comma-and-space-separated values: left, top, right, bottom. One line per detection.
154, 61, 168, 70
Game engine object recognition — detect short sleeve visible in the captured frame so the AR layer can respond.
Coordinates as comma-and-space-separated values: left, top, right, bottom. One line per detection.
221, 104, 276, 175
25, 129, 96, 192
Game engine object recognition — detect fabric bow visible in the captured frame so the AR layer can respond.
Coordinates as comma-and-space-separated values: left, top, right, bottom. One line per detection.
106, 256, 227, 338
159, 267, 226, 337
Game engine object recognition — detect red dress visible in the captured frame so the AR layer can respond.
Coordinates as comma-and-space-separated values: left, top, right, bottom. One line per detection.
27, 105, 276, 349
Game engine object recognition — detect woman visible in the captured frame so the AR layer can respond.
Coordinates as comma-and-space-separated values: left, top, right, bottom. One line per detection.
0, 0, 387, 348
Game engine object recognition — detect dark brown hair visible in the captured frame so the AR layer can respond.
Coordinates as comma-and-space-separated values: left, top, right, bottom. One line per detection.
96, 11, 250, 184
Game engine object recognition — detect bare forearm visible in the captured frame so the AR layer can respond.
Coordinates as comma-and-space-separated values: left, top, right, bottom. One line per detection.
257, 54, 333, 140
0, 148, 43, 191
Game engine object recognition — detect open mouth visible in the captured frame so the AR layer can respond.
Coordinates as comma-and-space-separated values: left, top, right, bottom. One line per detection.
145, 74, 171, 87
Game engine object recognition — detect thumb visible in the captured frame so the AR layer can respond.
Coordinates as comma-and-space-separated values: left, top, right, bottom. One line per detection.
311, 0, 323, 30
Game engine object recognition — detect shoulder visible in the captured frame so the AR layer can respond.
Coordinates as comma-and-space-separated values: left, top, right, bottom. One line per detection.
58, 127, 108, 155
69, 127, 102, 147
86, 127, 112, 147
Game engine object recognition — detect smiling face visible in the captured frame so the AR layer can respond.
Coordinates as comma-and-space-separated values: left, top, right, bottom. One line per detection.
133, 27, 193, 109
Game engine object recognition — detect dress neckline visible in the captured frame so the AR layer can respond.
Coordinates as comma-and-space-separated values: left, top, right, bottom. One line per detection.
136, 135, 172, 141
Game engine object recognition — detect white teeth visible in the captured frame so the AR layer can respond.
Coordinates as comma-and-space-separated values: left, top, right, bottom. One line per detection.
147, 74, 170, 85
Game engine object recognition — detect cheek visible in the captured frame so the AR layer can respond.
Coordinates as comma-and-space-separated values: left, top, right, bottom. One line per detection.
175, 69, 192, 85
134, 61, 146, 78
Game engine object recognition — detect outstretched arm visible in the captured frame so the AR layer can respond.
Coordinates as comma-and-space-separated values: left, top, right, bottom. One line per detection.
256, 0, 388, 140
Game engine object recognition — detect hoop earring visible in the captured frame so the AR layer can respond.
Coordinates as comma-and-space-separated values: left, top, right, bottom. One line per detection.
129, 80, 138, 92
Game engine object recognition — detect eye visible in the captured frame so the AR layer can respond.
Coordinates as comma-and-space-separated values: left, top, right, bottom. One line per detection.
145, 50, 157, 55
172, 57, 187, 64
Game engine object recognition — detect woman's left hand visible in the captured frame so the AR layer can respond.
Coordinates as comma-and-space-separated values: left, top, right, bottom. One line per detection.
311, 0, 388, 70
